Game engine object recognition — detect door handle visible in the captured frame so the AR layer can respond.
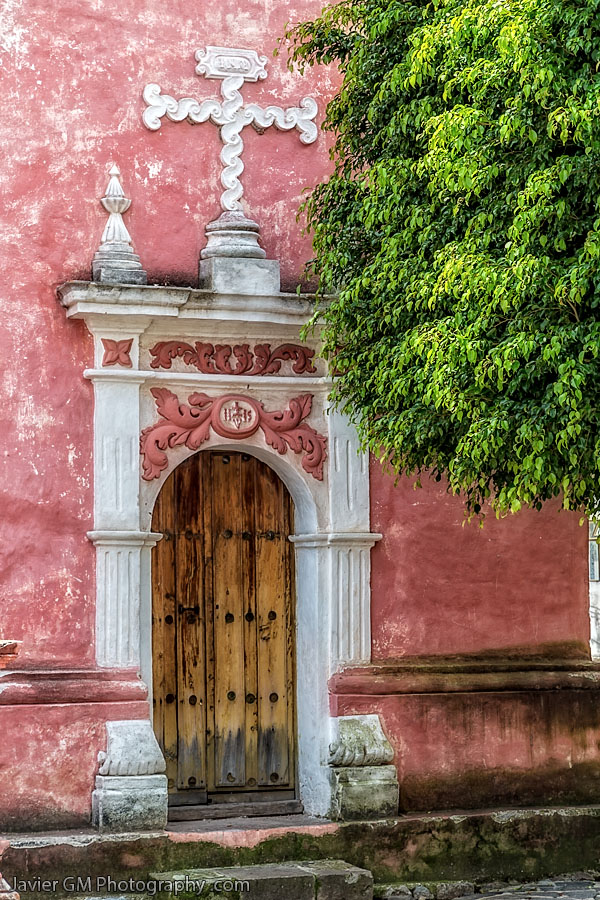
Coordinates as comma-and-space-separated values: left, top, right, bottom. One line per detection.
178, 605, 200, 615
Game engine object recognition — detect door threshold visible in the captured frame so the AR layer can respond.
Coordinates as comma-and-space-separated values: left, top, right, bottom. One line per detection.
168, 798, 303, 822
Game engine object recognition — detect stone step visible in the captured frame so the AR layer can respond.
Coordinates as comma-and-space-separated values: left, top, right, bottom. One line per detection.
150, 859, 373, 899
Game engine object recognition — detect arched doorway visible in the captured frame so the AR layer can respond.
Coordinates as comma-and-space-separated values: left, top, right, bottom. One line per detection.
151, 449, 297, 818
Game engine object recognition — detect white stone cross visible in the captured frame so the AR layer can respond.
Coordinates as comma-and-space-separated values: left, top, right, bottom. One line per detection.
142, 47, 318, 212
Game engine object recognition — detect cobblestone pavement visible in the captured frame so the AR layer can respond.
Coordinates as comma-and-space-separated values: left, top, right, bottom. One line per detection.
462, 877, 600, 900
378, 875, 600, 900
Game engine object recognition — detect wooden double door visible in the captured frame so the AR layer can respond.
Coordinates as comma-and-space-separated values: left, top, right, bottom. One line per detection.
152, 450, 296, 810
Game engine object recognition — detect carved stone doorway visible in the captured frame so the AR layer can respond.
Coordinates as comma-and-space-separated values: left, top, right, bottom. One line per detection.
151, 449, 299, 819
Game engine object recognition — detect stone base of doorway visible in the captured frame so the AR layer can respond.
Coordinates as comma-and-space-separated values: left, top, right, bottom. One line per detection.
5, 806, 600, 896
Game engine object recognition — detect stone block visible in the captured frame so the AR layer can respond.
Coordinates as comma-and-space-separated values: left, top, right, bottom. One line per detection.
298, 859, 373, 899
376, 887, 412, 900
152, 865, 313, 900
329, 764, 399, 820
151, 861, 373, 900
92, 263, 147, 285
92, 774, 167, 833
199, 256, 280, 295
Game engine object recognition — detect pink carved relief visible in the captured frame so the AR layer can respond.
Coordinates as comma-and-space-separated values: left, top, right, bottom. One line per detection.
140, 389, 327, 481
149, 341, 317, 375
102, 338, 133, 368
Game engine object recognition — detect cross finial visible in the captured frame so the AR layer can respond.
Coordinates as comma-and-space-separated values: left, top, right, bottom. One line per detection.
92, 163, 147, 285
142, 47, 318, 264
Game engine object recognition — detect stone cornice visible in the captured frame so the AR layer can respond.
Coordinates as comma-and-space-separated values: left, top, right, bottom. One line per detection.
58, 281, 319, 328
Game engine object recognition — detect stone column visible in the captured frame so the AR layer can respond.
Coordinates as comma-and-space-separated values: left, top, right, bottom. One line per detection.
326, 409, 381, 667
86, 368, 162, 670
86, 366, 166, 830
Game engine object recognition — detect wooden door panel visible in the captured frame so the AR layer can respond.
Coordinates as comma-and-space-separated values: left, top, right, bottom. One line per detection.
254, 463, 292, 787
151, 472, 178, 791
152, 449, 296, 802
210, 453, 247, 788
174, 459, 207, 791
241, 456, 259, 788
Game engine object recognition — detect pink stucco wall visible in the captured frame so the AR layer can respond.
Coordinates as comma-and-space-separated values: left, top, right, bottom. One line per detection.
0, 0, 335, 668
0, 699, 149, 830
2, 0, 587, 668
369, 464, 590, 660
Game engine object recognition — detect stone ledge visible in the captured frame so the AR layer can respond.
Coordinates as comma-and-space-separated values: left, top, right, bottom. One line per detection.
330, 659, 600, 696
150, 860, 373, 900
0, 668, 147, 705
3, 806, 600, 888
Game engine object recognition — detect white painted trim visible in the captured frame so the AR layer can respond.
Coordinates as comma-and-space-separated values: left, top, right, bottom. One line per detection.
63, 280, 378, 818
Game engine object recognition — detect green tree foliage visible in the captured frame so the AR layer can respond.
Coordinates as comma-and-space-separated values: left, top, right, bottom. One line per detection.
286, 0, 600, 517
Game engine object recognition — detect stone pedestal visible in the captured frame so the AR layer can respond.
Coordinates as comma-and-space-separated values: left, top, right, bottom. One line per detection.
92, 720, 168, 833
199, 210, 281, 295
92, 774, 168, 832
92, 243, 147, 285
199, 256, 280, 295
329, 765, 400, 821
328, 714, 399, 821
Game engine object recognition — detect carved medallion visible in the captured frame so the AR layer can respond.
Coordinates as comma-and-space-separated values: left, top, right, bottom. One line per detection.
140, 389, 327, 481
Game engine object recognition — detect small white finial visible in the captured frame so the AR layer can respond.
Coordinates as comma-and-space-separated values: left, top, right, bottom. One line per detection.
92, 164, 147, 285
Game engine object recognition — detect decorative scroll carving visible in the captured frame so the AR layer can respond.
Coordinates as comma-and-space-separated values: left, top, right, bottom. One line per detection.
149, 340, 317, 376
142, 47, 317, 212
328, 715, 395, 767
102, 338, 133, 368
140, 389, 327, 481
97, 720, 166, 776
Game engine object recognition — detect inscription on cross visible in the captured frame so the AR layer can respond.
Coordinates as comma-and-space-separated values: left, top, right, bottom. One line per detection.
142, 47, 318, 213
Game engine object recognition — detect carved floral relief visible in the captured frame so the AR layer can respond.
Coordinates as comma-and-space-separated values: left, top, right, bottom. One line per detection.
140, 389, 327, 481
101, 338, 133, 368
149, 341, 317, 376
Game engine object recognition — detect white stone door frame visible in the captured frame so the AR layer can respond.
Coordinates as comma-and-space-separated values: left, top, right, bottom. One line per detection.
59, 280, 381, 818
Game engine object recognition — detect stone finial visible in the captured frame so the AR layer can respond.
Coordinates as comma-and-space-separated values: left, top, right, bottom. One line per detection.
92, 165, 147, 285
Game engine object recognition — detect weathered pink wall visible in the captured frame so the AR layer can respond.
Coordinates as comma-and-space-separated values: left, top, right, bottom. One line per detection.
0, 699, 149, 830
334, 689, 600, 811
369, 464, 590, 660
0, 0, 335, 667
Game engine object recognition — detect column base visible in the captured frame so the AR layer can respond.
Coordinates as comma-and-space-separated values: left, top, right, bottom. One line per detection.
329, 765, 399, 821
92, 774, 168, 833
